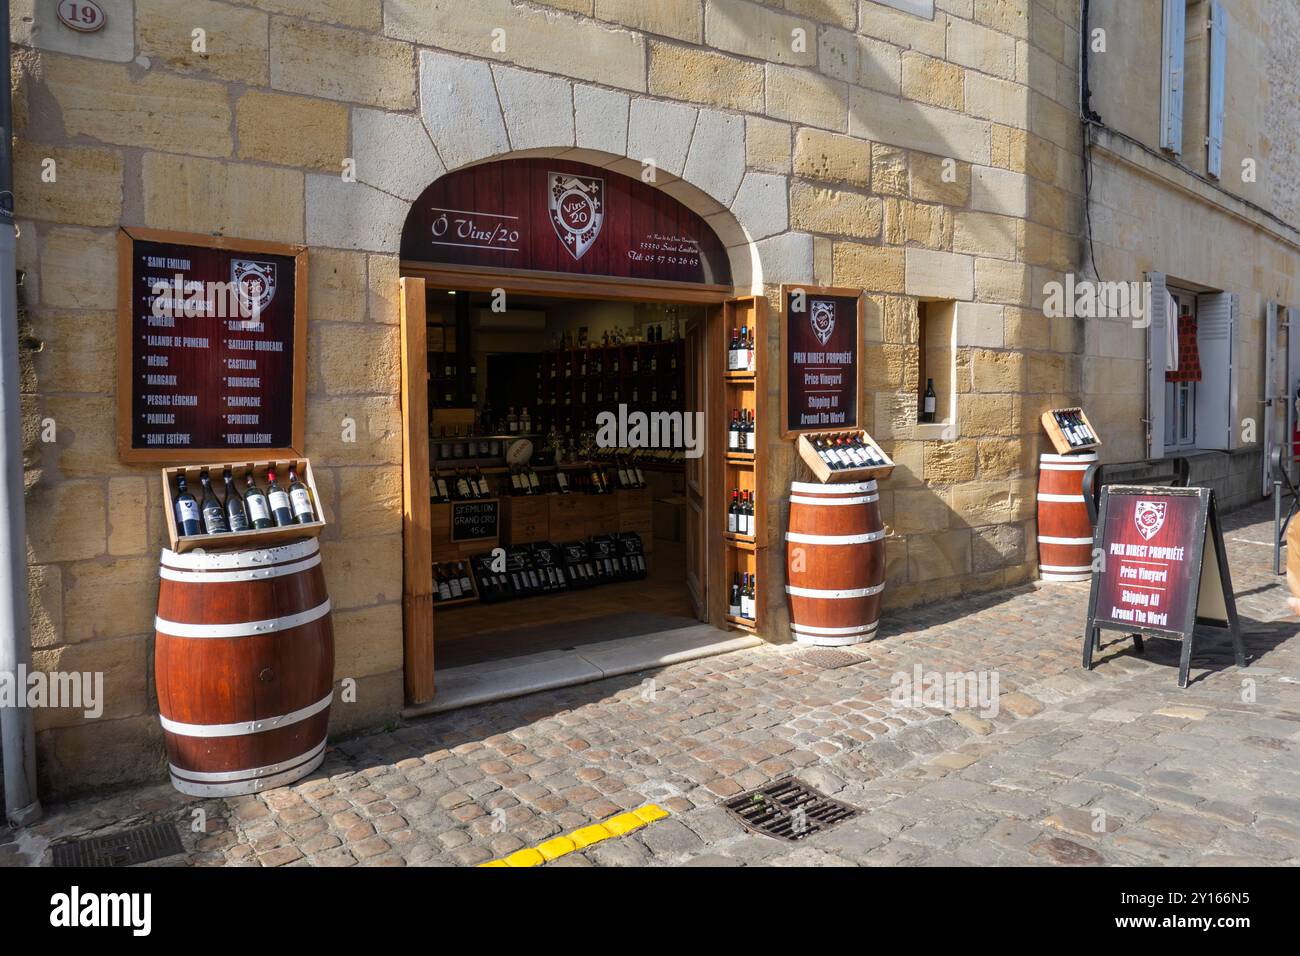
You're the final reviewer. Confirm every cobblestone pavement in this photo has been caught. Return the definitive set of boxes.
[5,499,1299,867]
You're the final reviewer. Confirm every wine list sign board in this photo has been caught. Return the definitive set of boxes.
[780,285,863,437]
[116,228,307,463]
[1083,485,1245,688]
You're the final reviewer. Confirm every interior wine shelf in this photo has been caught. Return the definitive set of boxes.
[1041,406,1101,455]
[796,429,895,484]
[718,296,766,635]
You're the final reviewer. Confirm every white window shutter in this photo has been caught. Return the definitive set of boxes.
[1161,0,1185,153]
[1207,1,1228,177]
[1196,291,1238,451]
[1146,272,1168,459]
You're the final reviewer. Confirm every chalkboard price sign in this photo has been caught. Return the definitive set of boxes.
[451,499,500,542]
[116,227,307,463]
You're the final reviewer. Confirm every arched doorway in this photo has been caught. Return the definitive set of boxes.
[395,156,765,708]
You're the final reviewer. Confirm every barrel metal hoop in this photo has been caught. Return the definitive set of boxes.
[168,750,326,798]
[1039,563,1093,573]
[1040,453,1098,464]
[159,553,321,583]
[159,690,334,739]
[160,537,319,570]
[1039,463,1092,471]
[790,480,878,494]
[788,494,879,506]
[169,739,327,783]
[790,622,878,635]
[1036,493,1086,502]
[785,529,886,545]
[156,598,331,639]
[784,583,885,599]
[1037,535,1094,545]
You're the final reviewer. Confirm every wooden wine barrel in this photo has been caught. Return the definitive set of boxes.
[154,537,334,796]
[785,480,886,646]
[1036,452,1098,582]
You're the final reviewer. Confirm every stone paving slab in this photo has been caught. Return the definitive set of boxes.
[4,500,1298,868]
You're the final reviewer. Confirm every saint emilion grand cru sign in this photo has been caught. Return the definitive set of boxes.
[400,158,732,286]
[116,227,308,463]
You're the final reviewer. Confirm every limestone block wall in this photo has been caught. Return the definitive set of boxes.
[10,0,1088,794]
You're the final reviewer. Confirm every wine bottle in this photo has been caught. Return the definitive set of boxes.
[435,567,451,602]
[922,378,937,423]
[287,467,315,524]
[174,475,202,536]
[526,467,541,494]
[729,572,742,617]
[265,469,294,527]
[222,468,250,532]
[728,490,739,534]
[742,574,756,620]
[243,473,273,529]
[198,471,229,534]
[729,410,740,451]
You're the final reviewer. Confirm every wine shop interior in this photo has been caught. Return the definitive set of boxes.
[418,285,760,668]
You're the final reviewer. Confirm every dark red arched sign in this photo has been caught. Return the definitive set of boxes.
[401,159,732,286]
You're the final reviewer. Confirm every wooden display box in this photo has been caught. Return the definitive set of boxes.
[796,430,895,483]
[161,457,325,553]
[1040,407,1102,455]
[502,495,550,545]
[432,558,479,608]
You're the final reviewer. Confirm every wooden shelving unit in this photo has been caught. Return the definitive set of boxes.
[719,297,765,633]
[1040,407,1102,455]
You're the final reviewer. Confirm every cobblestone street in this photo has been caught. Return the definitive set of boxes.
[6,499,1300,868]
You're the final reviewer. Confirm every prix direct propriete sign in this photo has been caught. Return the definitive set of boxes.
[400,158,732,286]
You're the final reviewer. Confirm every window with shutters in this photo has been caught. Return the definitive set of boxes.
[1146,273,1238,456]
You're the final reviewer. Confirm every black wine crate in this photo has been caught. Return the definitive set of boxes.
[161,457,326,553]
[795,429,895,483]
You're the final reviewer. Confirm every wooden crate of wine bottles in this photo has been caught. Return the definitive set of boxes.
[796,429,895,483]
[1041,407,1101,454]
[161,457,326,553]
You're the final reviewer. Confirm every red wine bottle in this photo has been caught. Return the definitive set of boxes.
[265,468,294,527]
[174,475,201,537]
[222,467,249,532]
[199,471,229,534]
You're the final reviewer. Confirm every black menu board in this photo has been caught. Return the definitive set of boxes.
[780,285,862,437]
[116,227,307,462]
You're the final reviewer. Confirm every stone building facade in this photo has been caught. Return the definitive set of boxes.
[7,0,1294,796]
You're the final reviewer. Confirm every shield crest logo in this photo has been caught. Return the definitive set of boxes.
[810,300,836,346]
[1134,500,1167,541]
[548,172,604,260]
[231,259,277,317]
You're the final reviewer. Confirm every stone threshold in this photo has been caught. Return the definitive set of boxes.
[401,625,762,718]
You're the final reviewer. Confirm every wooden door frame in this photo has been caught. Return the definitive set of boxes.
[397,267,741,706]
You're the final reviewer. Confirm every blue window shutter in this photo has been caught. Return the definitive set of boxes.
[1146,272,1169,459]
[1196,291,1238,451]
[1161,0,1185,153]
[1207,1,1228,177]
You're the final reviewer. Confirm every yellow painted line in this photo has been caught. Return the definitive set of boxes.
[479,805,669,867]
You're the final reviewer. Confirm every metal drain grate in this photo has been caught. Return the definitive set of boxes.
[723,778,858,842]
[795,647,868,669]
[51,821,184,867]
